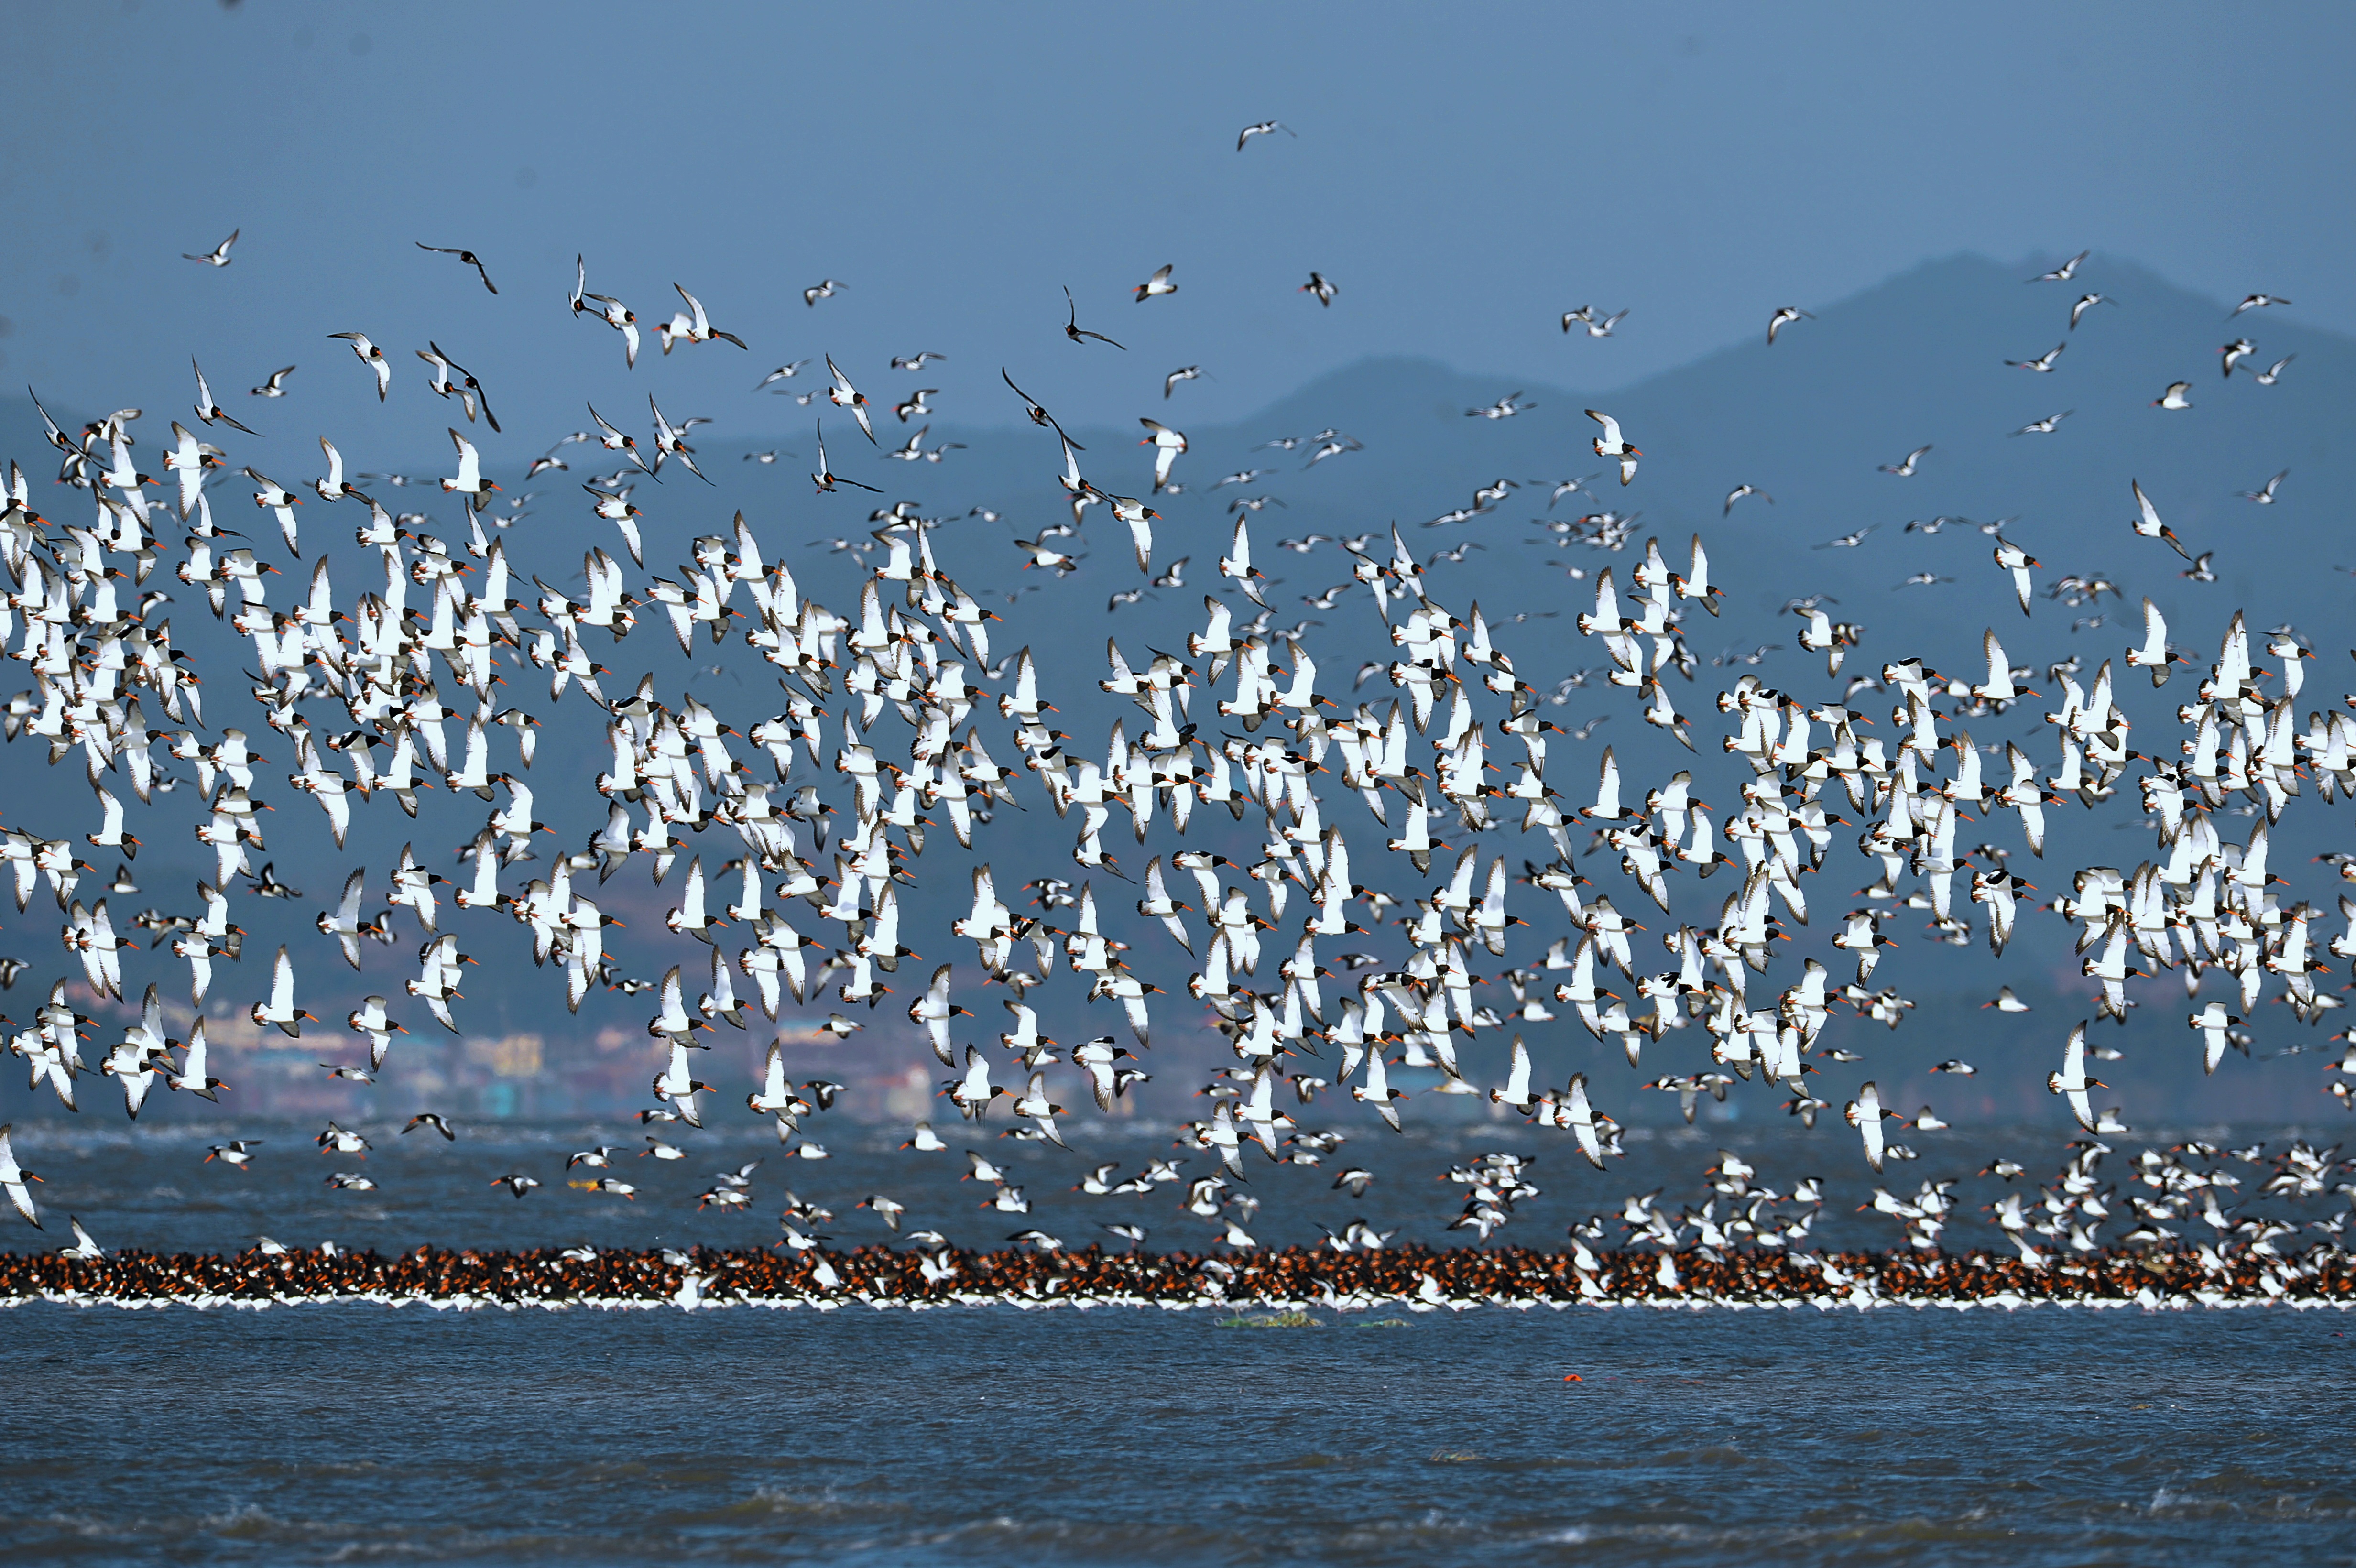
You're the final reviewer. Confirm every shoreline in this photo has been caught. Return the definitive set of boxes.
[2,1243,2345,1312]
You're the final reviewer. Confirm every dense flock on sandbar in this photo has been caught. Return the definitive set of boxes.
[0,134,2350,1311]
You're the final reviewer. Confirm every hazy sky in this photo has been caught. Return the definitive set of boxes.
[2,0,2348,443]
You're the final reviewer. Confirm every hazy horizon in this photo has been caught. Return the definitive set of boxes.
[5,1,2353,437]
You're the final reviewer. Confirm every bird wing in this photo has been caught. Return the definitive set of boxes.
[1567,1075,1602,1166]
[450,429,481,488]
[1592,569,1620,624]
[1125,507,1153,573]
[183,1020,209,1087]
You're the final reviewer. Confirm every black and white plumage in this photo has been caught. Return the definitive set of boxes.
[6,202,2347,1309]
[2028,250,2088,283]
[415,241,497,294]
[1586,409,1639,486]
[184,230,239,266]
[1062,287,1126,348]
[0,1126,42,1228]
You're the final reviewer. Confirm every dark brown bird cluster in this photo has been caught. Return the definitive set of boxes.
[0,1241,2340,1308]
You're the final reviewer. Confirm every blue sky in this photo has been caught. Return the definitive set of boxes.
[2,0,2347,442]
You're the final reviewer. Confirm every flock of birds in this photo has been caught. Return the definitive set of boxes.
[0,146,2350,1304]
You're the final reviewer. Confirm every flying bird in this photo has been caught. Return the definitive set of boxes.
[2028,250,2088,283]
[1002,369,1081,447]
[329,332,392,400]
[1586,409,1638,486]
[2128,479,2190,559]
[0,1126,40,1228]
[1137,419,1187,493]
[826,355,877,443]
[184,230,239,267]
[658,283,747,352]
[810,424,881,495]
[2047,1023,2105,1132]
[1562,306,1627,338]
[2237,469,2287,505]
[1844,1081,1893,1171]
[415,242,497,294]
[1062,287,1126,349]
[2068,293,2116,329]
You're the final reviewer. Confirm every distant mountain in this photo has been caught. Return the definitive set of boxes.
[1,252,2348,1126]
